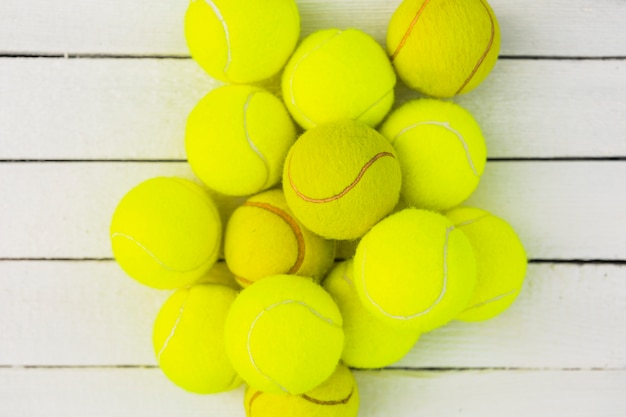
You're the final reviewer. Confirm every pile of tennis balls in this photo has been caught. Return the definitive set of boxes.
[110,0,528,415]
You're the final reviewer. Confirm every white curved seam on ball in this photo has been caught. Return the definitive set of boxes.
[288,29,343,127]
[356,88,394,122]
[243,92,271,188]
[111,232,214,273]
[202,0,232,74]
[394,121,479,176]
[156,291,191,363]
[462,289,518,312]
[455,213,491,228]
[360,227,453,320]
[246,299,341,392]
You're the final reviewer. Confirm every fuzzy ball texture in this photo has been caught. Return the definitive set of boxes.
[185,0,300,83]
[283,120,402,240]
[225,189,336,287]
[387,0,500,98]
[110,177,221,289]
[447,207,527,321]
[224,275,344,394]
[282,28,396,129]
[153,284,241,394]
[186,85,296,197]
[324,260,420,369]
[195,262,241,290]
[244,364,359,417]
[354,208,476,332]
[380,99,487,211]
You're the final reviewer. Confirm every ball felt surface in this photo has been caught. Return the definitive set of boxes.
[282,28,396,129]
[224,275,344,394]
[186,85,296,196]
[380,99,487,211]
[447,207,527,321]
[225,189,335,287]
[244,364,359,417]
[153,284,241,394]
[196,262,241,290]
[185,0,300,83]
[110,177,221,289]
[387,0,500,98]
[283,120,402,240]
[324,260,420,369]
[354,208,476,332]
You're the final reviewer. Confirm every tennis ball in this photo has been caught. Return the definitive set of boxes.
[224,275,344,394]
[282,28,396,129]
[324,261,420,369]
[354,208,476,332]
[185,0,300,83]
[447,207,527,321]
[225,189,335,287]
[196,262,241,290]
[110,177,221,289]
[244,364,359,417]
[387,0,501,97]
[380,99,487,211]
[283,120,402,240]
[153,284,241,394]
[186,85,297,196]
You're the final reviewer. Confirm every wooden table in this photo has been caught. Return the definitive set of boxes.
[1,1,625,415]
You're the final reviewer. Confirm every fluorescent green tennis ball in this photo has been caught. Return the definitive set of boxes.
[186,85,297,196]
[354,208,476,332]
[224,275,344,394]
[283,120,402,240]
[380,99,487,211]
[185,0,300,83]
[387,0,501,98]
[282,28,396,129]
[196,262,241,290]
[244,364,359,417]
[110,177,221,289]
[225,189,335,287]
[153,284,241,394]
[447,207,528,322]
[324,261,420,369]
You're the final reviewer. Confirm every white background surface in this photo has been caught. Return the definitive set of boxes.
[1,0,625,416]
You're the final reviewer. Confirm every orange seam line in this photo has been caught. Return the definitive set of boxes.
[244,201,306,274]
[455,0,496,94]
[247,390,263,417]
[301,386,354,405]
[235,275,254,286]
[288,152,396,204]
[391,0,432,61]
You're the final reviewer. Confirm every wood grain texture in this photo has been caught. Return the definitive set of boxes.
[0,162,624,260]
[1,1,625,57]
[1,58,625,159]
[1,368,624,417]
[1,262,624,368]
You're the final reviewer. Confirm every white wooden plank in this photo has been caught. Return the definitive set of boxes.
[0,162,624,260]
[0,368,624,417]
[1,58,625,159]
[1,262,624,368]
[1,1,625,57]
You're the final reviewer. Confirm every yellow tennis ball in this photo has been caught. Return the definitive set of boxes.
[282,28,396,129]
[283,120,402,240]
[380,99,487,211]
[153,284,241,394]
[196,262,241,290]
[186,85,297,196]
[185,0,300,83]
[354,208,476,333]
[324,261,420,369]
[244,364,359,417]
[446,207,528,321]
[225,189,336,287]
[224,275,344,394]
[110,177,221,289]
[387,0,501,97]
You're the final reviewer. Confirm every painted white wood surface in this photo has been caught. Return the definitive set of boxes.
[2,58,625,159]
[1,0,626,57]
